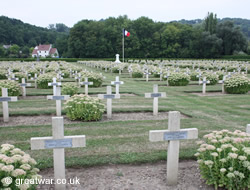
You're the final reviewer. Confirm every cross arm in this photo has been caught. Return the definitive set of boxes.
[149,128,198,142]
[30,135,86,150]
[47,95,70,100]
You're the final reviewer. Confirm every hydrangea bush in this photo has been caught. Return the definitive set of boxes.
[81,72,104,87]
[168,72,190,86]
[195,130,250,190]
[203,72,219,85]
[14,72,26,83]
[62,83,79,96]
[36,73,55,89]
[224,75,249,94]
[65,94,105,121]
[0,80,21,96]
[0,144,41,190]
[0,70,7,79]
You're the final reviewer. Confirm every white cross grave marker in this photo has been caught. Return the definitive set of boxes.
[158,69,163,81]
[20,78,31,97]
[8,74,19,81]
[149,111,198,185]
[144,69,151,82]
[199,77,210,94]
[75,73,82,87]
[196,73,202,85]
[80,77,93,95]
[164,71,170,86]
[247,124,250,134]
[31,74,38,89]
[145,84,166,116]
[218,76,227,94]
[0,88,17,122]
[48,77,62,96]
[30,117,86,190]
[98,86,120,119]
[111,76,124,95]
[47,87,70,116]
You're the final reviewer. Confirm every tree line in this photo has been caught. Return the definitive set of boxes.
[0,14,249,59]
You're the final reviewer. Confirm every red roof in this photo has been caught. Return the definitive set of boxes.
[49,48,57,55]
[32,49,38,55]
[37,44,51,51]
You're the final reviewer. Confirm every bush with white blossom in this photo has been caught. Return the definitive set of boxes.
[0,144,41,190]
[65,94,105,121]
[195,130,250,190]
[0,80,21,96]
[224,75,249,94]
[168,72,190,86]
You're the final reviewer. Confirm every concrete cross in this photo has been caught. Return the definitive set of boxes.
[8,74,19,81]
[30,117,86,190]
[31,73,38,89]
[218,76,227,94]
[80,77,93,95]
[48,77,62,96]
[25,71,31,80]
[164,71,170,86]
[144,69,151,82]
[158,69,163,81]
[145,84,166,116]
[69,69,73,78]
[111,76,124,95]
[98,86,120,119]
[0,88,17,122]
[199,77,210,94]
[196,73,202,85]
[149,111,198,185]
[47,87,70,116]
[20,78,31,97]
[75,73,82,87]
[247,124,250,133]
[118,67,123,75]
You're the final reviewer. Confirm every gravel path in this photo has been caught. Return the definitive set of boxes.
[0,112,189,127]
[37,160,213,190]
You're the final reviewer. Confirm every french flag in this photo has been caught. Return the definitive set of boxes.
[123,29,130,37]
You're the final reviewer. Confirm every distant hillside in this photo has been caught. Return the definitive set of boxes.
[174,18,250,40]
[0,16,67,47]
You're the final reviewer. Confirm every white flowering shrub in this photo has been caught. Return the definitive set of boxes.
[80,72,104,87]
[62,83,79,96]
[36,73,55,89]
[195,130,250,190]
[0,70,7,79]
[224,75,249,94]
[14,72,26,83]
[190,71,200,81]
[0,144,41,189]
[168,72,190,86]
[0,80,21,96]
[65,94,105,121]
[203,72,219,85]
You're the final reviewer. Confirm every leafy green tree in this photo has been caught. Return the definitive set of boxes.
[203,12,217,34]
[0,46,6,57]
[216,21,248,55]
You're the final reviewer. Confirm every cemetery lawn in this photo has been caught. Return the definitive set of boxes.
[0,63,249,169]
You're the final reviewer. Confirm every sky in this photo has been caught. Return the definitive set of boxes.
[1,0,250,28]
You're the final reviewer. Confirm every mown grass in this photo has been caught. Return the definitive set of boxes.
[0,63,249,169]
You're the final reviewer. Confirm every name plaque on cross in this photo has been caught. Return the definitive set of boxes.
[52,96,67,100]
[164,131,188,141]
[104,94,115,99]
[45,139,73,149]
[0,97,12,102]
[151,93,162,98]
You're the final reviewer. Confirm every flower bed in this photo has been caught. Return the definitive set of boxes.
[224,75,249,94]
[65,94,105,121]
[195,130,250,190]
[168,72,190,86]
[0,80,21,96]
[0,144,41,189]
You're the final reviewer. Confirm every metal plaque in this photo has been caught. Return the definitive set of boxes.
[52,96,65,100]
[20,84,28,87]
[0,97,11,102]
[104,94,115,99]
[45,139,72,149]
[151,93,162,98]
[164,131,188,141]
[113,82,122,85]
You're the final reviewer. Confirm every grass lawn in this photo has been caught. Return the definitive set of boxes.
[0,62,249,169]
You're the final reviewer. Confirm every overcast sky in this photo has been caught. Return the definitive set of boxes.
[1,0,249,28]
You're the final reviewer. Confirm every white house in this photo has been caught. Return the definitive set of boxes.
[32,44,59,58]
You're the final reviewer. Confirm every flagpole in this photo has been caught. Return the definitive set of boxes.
[122,28,124,63]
